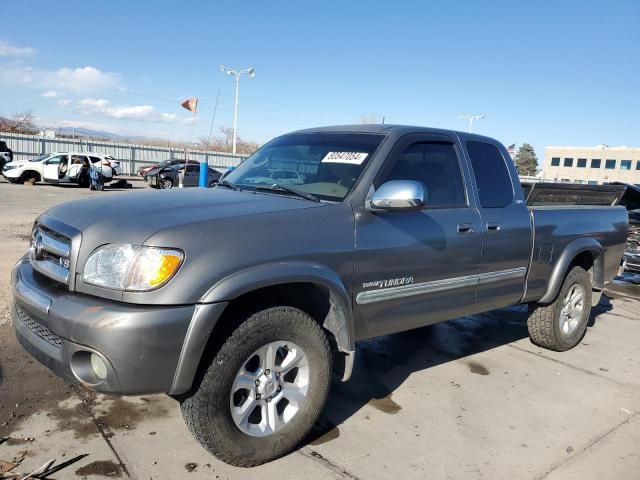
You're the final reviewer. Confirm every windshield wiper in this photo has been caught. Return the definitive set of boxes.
[217,179,241,191]
[254,183,321,203]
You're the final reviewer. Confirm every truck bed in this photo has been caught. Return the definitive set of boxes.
[523,205,628,303]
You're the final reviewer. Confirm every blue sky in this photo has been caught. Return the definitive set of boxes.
[1,0,638,156]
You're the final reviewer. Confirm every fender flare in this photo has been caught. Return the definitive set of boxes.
[169,262,356,394]
[538,237,604,304]
[200,261,355,353]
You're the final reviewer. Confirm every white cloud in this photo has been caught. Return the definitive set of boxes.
[57,99,71,107]
[55,66,121,91]
[0,40,36,57]
[76,98,179,123]
[42,90,59,98]
[0,64,122,92]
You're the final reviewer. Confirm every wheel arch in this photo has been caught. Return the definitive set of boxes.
[20,170,41,183]
[539,237,604,305]
[170,262,355,395]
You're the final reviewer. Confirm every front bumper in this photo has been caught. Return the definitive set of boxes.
[2,168,21,179]
[623,250,640,273]
[11,258,202,395]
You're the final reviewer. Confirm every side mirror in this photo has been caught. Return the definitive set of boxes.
[368,180,427,211]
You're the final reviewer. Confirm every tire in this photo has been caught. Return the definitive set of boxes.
[180,306,332,467]
[20,171,39,184]
[527,266,592,351]
[160,177,173,189]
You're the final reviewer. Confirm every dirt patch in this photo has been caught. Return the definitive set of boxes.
[92,396,172,432]
[0,323,75,437]
[468,361,490,375]
[48,392,172,439]
[368,395,401,414]
[75,460,122,477]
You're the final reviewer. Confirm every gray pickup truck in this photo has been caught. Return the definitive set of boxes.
[11,125,627,466]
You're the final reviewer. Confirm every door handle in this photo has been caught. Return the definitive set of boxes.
[486,222,501,232]
[457,223,474,234]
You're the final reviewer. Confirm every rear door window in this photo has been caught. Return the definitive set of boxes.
[466,141,514,208]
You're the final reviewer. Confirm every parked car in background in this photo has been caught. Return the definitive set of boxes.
[0,140,13,171]
[145,162,222,189]
[240,168,305,186]
[616,183,640,273]
[2,152,121,185]
[137,158,186,177]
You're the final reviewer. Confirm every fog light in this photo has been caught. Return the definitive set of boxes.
[90,353,108,380]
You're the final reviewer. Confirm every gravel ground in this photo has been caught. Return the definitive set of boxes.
[0,176,639,480]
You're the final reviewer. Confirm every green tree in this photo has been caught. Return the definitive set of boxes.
[514,143,538,176]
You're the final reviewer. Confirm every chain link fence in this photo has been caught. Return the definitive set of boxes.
[1,131,248,175]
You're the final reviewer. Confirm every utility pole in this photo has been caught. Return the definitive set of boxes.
[219,65,255,154]
[459,113,485,132]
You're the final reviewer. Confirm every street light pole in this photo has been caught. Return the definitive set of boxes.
[233,74,240,155]
[459,113,485,132]
[219,65,255,155]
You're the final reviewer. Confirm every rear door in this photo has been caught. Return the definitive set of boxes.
[465,140,531,311]
[184,164,201,186]
[354,134,483,337]
[66,155,88,182]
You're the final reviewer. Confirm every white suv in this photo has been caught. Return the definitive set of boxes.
[2,152,121,185]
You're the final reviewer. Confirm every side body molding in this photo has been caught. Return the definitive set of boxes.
[538,237,604,304]
[201,261,355,376]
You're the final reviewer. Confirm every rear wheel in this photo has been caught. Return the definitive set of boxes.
[180,306,332,467]
[160,177,173,189]
[527,266,592,351]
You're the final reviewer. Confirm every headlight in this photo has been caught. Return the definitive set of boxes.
[83,244,184,291]
[3,164,17,171]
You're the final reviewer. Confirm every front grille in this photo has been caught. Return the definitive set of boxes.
[29,223,72,285]
[16,306,64,348]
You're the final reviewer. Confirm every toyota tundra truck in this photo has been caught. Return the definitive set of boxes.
[11,125,628,466]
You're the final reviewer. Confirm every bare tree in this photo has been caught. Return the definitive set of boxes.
[359,112,382,124]
[201,126,259,155]
[0,110,38,134]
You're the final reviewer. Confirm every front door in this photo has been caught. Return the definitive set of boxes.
[43,155,67,183]
[354,136,483,338]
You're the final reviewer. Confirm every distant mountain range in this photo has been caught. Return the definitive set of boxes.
[0,118,159,143]
[55,126,154,142]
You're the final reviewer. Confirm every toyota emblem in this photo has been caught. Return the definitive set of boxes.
[32,233,45,260]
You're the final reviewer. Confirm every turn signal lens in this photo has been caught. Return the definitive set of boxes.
[126,248,184,291]
[150,254,182,286]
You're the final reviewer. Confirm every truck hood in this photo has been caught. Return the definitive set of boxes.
[43,187,325,247]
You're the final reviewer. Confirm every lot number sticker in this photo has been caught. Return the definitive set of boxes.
[321,151,368,165]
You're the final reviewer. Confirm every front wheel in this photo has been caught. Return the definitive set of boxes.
[180,306,332,467]
[527,265,592,351]
[160,177,173,189]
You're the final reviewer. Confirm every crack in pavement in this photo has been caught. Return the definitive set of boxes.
[508,344,627,387]
[299,447,361,480]
[534,412,636,480]
[73,387,131,478]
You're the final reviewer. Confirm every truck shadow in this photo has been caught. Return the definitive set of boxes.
[303,298,614,447]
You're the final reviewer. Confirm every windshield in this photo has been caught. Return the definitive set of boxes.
[223,133,385,201]
[30,154,51,162]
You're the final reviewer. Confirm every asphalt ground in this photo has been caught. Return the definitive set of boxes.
[1,176,639,479]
